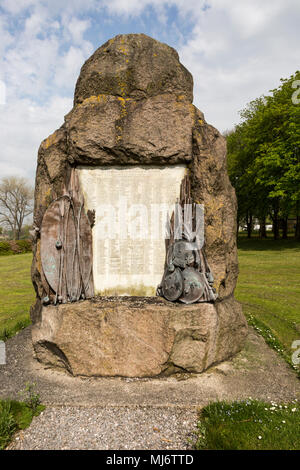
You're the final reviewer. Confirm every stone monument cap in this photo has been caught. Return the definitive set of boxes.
[74,33,194,106]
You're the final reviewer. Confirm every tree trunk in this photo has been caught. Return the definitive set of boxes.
[273,219,279,240]
[281,217,288,239]
[296,202,300,241]
[246,211,253,238]
[271,200,280,240]
[272,214,279,240]
[259,217,267,238]
[295,215,300,241]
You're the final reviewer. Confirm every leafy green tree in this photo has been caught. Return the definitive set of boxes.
[227,71,300,240]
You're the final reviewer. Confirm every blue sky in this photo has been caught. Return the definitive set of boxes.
[0,0,299,181]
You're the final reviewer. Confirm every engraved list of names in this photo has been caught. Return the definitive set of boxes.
[77,165,186,295]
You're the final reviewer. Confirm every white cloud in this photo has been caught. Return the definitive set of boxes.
[3,34,61,99]
[100,0,206,17]
[101,0,151,16]
[24,9,46,38]
[54,45,93,89]
[65,17,92,45]
[0,96,72,181]
[1,0,98,15]
[222,0,288,38]
[0,17,14,62]
[0,0,36,14]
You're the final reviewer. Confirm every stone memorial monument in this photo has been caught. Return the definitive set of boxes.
[31,34,247,377]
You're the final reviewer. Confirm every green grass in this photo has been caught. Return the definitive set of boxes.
[0,253,35,341]
[196,399,300,450]
[236,237,300,371]
[195,399,300,450]
[0,383,45,449]
[0,399,45,450]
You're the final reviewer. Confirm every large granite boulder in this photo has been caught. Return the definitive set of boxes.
[32,297,247,377]
[31,34,247,377]
[74,34,193,105]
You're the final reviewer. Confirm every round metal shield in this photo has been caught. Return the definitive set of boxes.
[179,267,205,304]
[161,267,183,302]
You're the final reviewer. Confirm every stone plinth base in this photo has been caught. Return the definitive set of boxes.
[32,296,248,377]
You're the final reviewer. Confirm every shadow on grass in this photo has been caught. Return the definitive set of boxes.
[237,236,300,251]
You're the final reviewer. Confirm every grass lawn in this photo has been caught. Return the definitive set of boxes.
[236,237,300,369]
[0,399,45,449]
[0,383,45,450]
[195,399,300,450]
[0,253,35,340]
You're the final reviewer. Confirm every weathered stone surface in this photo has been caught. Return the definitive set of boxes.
[73,34,193,105]
[65,94,194,165]
[32,297,248,377]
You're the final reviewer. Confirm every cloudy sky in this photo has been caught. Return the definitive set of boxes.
[0,0,299,182]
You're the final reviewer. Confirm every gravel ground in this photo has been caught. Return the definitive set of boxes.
[2,327,299,408]
[7,406,198,450]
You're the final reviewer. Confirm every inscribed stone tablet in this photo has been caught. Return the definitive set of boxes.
[77,166,187,295]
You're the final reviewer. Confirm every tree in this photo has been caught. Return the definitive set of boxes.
[227,114,270,238]
[227,71,300,240]
[0,176,34,240]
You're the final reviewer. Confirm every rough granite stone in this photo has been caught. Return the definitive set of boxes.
[73,34,194,105]
[32,297,248,377]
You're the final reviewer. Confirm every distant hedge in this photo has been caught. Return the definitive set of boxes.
[0,239,32,256]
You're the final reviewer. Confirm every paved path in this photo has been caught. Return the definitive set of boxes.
[2,327,300,450]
